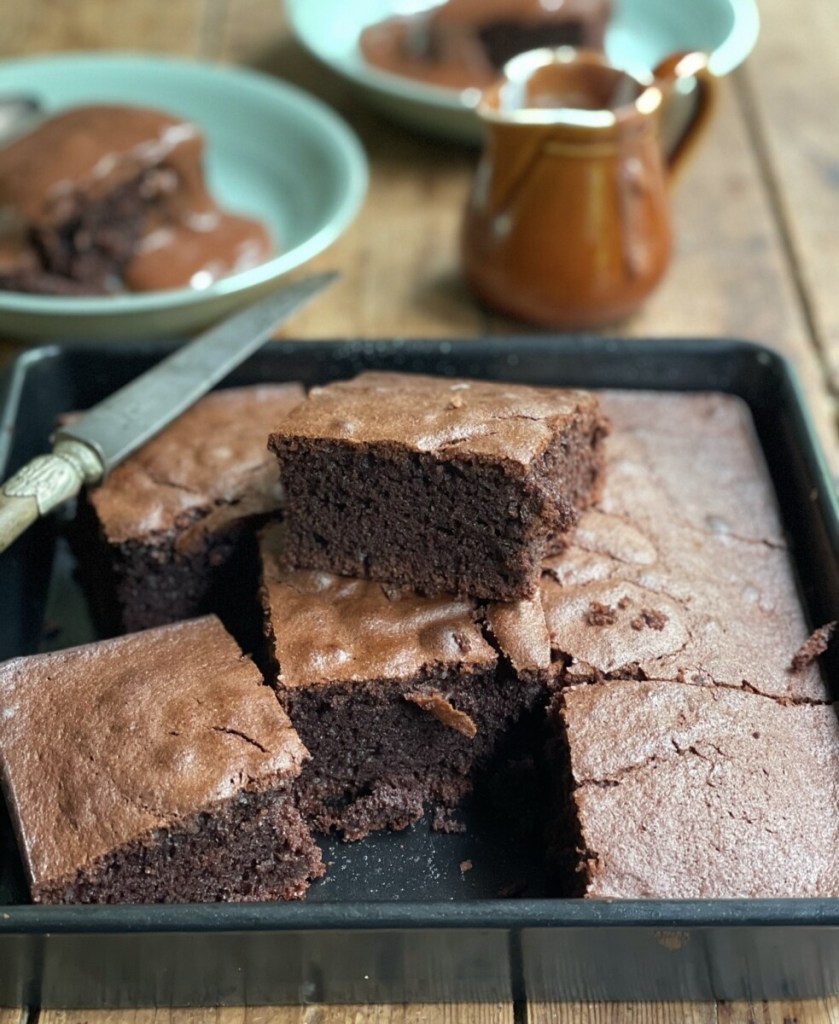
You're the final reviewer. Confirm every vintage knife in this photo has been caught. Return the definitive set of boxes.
[0,270,336,554]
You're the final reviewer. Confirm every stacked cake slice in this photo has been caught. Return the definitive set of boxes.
[268,371,608,601]
[260,371,609,840]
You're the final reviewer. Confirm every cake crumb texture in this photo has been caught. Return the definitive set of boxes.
[269,371,608,601]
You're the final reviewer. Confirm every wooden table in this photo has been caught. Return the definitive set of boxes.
[1,1,838,1022]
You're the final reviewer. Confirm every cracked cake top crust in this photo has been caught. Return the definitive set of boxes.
[563,678,839,898]
[268,370,604,468]
[493,391,829,702]
[0,615,308,892]
[87,383,304,546]
[259,523,498,688]
[267,371,608,602]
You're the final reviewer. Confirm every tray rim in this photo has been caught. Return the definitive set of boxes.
[4,896,839,935]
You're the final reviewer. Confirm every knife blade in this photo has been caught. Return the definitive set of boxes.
[0,270,337,554]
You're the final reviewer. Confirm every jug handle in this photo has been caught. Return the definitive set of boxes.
[653,51,717,178]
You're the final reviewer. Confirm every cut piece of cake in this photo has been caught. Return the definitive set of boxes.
[0,104,271,295]
[0,615,323,904]
[535,390,828,703]
[70,383,304,637]
[556,679,839,898]
[268,371,608,602]
[258,522,546,840]
[520,390,838,897]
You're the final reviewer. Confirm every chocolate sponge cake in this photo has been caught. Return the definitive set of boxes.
[538,390,827,703]
[258,522,546,840]
[0,104,271,295]
[559,679,839,898]
[269,371,608,602]
[71,383,304,637]
[0,616,323,904]
[523,391,838,897]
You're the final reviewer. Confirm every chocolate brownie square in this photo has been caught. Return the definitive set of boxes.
[557,679,839,898]
[482,391,830,703]
[535,391,828,702]
[0,105,271,295]
[268,371,607,601]
[502,390,838,897]
[258,522,546,840]
[0,615,323,903]
[71,383,304,637]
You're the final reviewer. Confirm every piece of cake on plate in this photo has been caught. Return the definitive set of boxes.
[0,104,271,295]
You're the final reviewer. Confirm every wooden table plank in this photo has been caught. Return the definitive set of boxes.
[720,998,839,1024]
[0,0,210,58]
[0,1011,27,1024]
[30,1005,839,1024]
[21,1000,839,1024]
[37,1004,513,1024]
[740,0,839,394]
[6,998,839,1024]
[528,1003,717,1024]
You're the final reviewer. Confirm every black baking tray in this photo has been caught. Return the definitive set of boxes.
[1,336,838,1009]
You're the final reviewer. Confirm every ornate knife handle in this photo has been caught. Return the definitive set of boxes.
[0,439,103,554]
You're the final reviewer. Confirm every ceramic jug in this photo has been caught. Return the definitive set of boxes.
[461,47,715,327]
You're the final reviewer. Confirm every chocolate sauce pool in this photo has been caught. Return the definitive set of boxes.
[0,104,271,294]
[359,0,611,92]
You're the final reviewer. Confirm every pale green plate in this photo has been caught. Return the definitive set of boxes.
[0,53,368,340]
[286,0,759,142]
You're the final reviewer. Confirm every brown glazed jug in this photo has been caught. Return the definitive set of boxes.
[461,47,715,327]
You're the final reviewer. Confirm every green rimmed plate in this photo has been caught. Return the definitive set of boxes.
[285,0,759,142]
[0,53,368,340]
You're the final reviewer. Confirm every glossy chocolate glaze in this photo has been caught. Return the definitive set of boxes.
[359,0,611,91]
[0,104,271,292]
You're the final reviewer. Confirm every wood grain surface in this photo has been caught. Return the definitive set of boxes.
[23,998,839,1023]
[35,1007,513,1024]
[742,0,839,393]
[1,0,838,1021]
